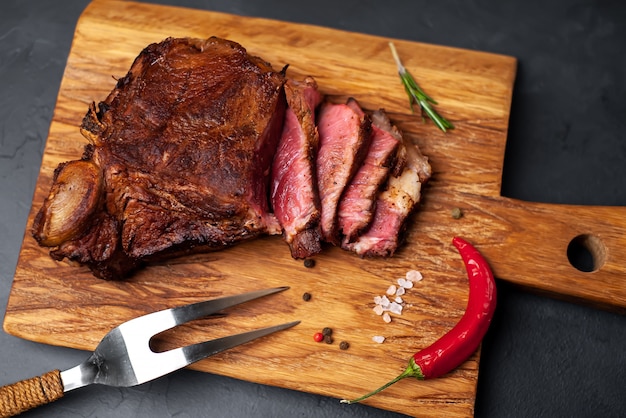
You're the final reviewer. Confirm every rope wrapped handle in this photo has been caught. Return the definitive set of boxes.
[0,370,64,417]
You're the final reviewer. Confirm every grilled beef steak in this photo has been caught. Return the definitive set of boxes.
[32,37,433,280]
[343,137,431,257]
[315,98,372,244]
[270,77,324,259]
[337,109,404,242]
[32,37,287,279]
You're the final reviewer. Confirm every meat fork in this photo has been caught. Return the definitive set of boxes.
[0,287,299,417]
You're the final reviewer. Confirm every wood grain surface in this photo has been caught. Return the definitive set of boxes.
[4,0,625,417]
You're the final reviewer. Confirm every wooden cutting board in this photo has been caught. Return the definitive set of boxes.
[5,0,626,416]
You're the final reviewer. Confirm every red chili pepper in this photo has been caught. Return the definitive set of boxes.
[341,236,497,404]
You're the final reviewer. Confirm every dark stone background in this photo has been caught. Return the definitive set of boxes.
[1,1,624,417]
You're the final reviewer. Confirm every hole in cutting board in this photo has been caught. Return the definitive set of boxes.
[567,234,606,272]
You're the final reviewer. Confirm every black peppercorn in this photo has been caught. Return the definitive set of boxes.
[303,258,316,268]
[302,292,312,301]
[339,341,350,350]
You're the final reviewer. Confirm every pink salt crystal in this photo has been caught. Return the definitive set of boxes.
[389,302,403,315]
[406,270,423,282]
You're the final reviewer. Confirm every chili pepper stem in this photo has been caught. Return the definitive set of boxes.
[340,358,424,404]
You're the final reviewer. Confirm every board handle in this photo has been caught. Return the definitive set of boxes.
[0,370,64,417]
[462,196,626,312]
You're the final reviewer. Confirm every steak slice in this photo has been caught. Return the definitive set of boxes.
[337,109,403,243]
[32,37,287,279]
[342,138,431,257]
[271,77,324,258]
[316,98,372,244]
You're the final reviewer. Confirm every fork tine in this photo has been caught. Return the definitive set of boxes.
[182,320,301,364]
[154,320,301,377]
[170,286,290,325]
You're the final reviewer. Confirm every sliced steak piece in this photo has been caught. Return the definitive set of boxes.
[316,98,372,244]
[271,77,324,258]
[32,37,287,279]
[342,139,431,257]
[337,109,403,242]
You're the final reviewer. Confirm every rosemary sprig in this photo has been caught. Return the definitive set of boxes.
[389,42,454,132]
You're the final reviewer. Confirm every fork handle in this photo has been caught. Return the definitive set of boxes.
[0,370,64,417]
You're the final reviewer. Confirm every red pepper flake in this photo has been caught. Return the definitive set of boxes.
[313,332,324,343]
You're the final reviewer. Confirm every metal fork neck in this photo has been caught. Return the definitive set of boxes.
[60,357,99,392]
